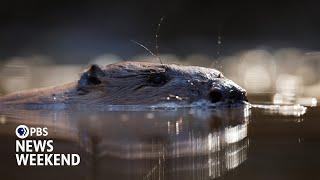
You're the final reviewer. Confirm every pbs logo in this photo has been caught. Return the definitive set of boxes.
[15,125,48,138]
[15,125,29,139]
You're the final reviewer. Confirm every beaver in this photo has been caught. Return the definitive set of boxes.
[0,61,247,108]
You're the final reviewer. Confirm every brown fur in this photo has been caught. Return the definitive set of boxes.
[0,61,247,107]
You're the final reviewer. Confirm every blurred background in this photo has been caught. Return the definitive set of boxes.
[0,0,319,105]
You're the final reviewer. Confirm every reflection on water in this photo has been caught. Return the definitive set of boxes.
[1,103,320,179]
[0,107,250,180]
[92,108,249,180]
[252,104,307,117]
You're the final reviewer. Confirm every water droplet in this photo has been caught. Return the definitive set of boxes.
[52,94,57,101]
[175,96,183,101]
[145,113,155,119]
[0,116,6,124]
[217,36,222,45]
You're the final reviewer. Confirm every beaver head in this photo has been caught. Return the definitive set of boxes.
[72,61,247,105]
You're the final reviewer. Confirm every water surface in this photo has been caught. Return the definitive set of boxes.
[0,104,319,180]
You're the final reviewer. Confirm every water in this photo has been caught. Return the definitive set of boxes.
[0,103,319,180]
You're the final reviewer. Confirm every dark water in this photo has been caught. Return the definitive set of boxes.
[0,104,319,180]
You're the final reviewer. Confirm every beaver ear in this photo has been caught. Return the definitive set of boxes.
[88,64,105,77]
[78,64,105,86]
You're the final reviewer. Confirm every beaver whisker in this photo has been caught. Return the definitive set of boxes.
[133,84,148,91]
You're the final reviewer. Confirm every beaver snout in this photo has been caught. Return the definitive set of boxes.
[229,89,248,102]
[209,88,248,103]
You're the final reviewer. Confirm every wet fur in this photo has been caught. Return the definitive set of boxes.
[0,61,247,107]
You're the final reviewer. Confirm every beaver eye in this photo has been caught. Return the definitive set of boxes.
[88,76,101,85]
[148,73,167,85]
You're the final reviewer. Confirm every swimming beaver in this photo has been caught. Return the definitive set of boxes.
[0,61,247,108]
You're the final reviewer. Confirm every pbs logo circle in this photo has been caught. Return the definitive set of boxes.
[15,125,29,139]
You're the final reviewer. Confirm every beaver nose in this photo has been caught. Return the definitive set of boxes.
[209,89,223,103]
[229,89,248,102]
